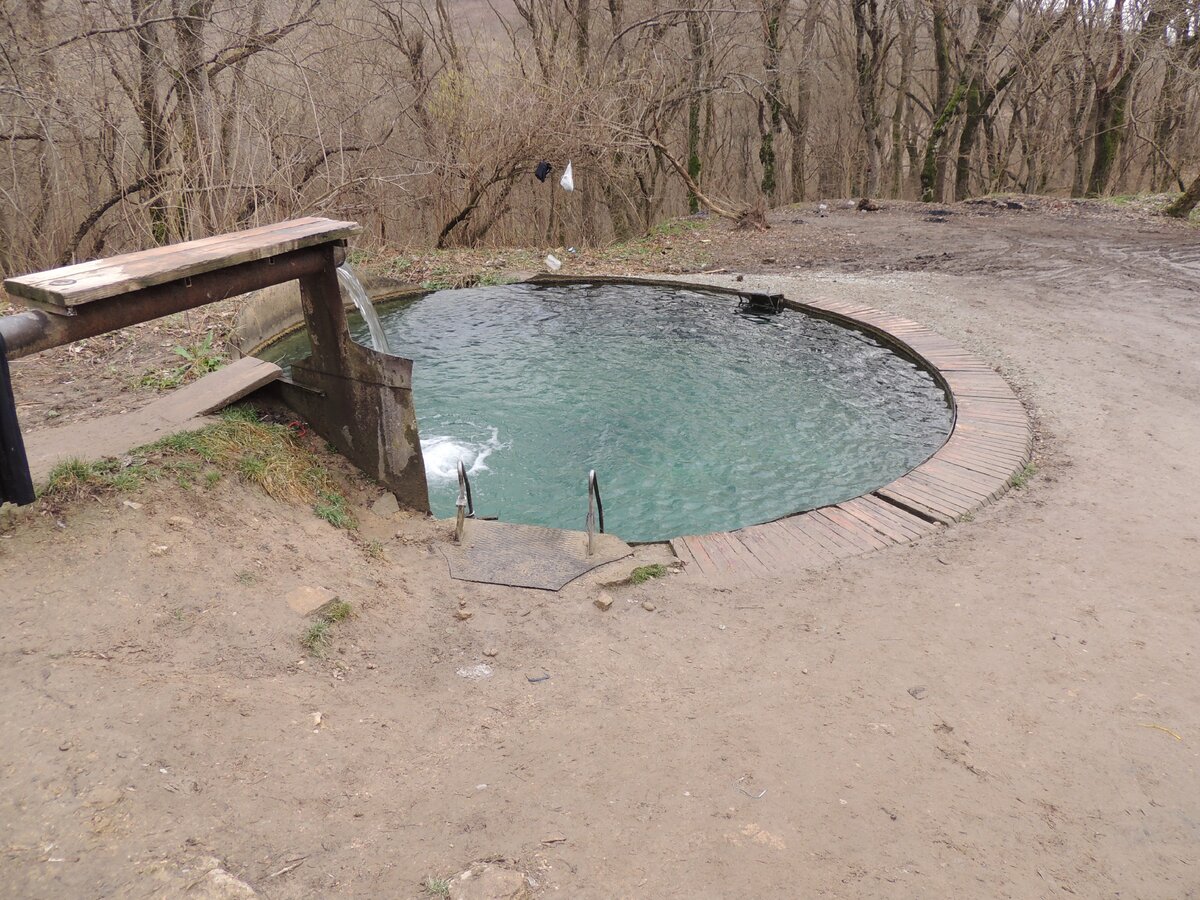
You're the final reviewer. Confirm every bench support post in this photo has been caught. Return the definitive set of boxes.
[284,245,430,512]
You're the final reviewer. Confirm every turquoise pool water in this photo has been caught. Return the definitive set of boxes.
[269,282,951,541]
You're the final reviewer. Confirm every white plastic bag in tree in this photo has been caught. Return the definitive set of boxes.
[560,161,574,192]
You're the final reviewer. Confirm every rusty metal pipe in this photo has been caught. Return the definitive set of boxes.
[0,310,53,356]
[0,245,341,360]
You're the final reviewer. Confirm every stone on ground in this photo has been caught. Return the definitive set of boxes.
[370,492,400,518]
[449,861,533,900]
[285,585,337,616]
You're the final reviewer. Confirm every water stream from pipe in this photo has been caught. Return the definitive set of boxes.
[336,265,391,355]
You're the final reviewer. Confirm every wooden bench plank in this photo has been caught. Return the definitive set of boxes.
[4,217,361,308]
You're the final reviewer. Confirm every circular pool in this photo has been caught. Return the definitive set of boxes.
[268,281,952,542]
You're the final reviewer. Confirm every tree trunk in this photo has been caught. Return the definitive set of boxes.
[919,0,954,201]
[173,0,216,236]
[891,0,914,197]
[131,0,175,244]
[1163,172,1200,218]
[758,0,787,203]
[1085,70,1133,197]
[852,0,885,197]
[573,0,598,245]
[685,10,707,214]
[784,0,821,202]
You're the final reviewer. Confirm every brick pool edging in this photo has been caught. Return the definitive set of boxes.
[670,292,1033,578]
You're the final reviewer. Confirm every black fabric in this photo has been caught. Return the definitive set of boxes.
[0,333,35,506]
[535,160,553,182]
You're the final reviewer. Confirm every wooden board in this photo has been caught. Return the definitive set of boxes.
[4,217,361,308]
[23,357,281,482]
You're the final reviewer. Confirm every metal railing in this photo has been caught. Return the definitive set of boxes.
[455,463,607,551]
[586,469,605,556]
[454,458,475,542]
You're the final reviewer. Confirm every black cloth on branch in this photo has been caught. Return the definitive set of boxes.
[535,161,553,182]
[0,332,35,506]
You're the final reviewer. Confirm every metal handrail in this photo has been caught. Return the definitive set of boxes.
[458,459,475,517]
[455,459,475,542]
[586,469,604,555]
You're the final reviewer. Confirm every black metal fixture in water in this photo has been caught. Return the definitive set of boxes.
[737,291,785,314]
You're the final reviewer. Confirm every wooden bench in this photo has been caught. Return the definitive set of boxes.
[1,216,432,512]
[1,217,360,358]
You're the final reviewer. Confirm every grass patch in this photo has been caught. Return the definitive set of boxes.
[314,489,357,529]
[154,406,340,505]
[629,563,669,584]
[1011,462,1037,489]
[422,876,451,898]
[474,271,520,287]
[139,332,224,391]
[38,406,354,527]
[323,600,353,622]
[300,600,353,657]
[42,457,151,501]
[301,620,332,656]
[649,217,707,238]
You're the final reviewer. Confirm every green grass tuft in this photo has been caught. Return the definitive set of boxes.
[300,601,353,656]
[45,459,94,495]
[1010,462,1037,489]
[630,563,669,584]
[422,876,451,897]
[150,406,341,505]
[301,620,332,656]
[323,600,353,622]
[139,332,224,391]
[42,458,149,500]
[314,490,357,529]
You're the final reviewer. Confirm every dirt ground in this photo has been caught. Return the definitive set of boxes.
[2,200,1199,899]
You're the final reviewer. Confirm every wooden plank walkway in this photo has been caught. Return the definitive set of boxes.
[673,295,1032,580]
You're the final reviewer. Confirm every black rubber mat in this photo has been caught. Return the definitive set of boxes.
[441,518,632,590]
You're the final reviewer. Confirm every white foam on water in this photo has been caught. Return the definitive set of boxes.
[421,427,504,481]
